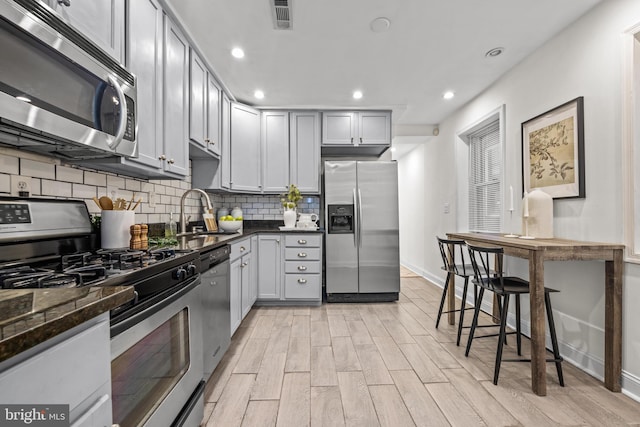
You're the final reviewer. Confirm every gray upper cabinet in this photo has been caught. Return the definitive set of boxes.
[162,15,190,177]
[358,111,391,145]
[221,93,231,188]
[230,103,261,192]
[47,0,124,63]
[262,111,290,193]
[321,111,356,145]
[321,110,391,156]
[190,50,221,158]
[290,112,320,194]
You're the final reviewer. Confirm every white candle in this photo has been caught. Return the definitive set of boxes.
[523,191,529,217]
[509,185,514,211]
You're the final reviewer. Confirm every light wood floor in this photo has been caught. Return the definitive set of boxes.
[201,272,640,426]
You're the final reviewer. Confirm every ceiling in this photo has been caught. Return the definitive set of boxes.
[165,0,601,127]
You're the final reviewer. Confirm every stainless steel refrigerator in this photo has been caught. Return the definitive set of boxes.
[324,160,400,302]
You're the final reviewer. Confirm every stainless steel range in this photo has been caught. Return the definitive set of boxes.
[0,197,205,427]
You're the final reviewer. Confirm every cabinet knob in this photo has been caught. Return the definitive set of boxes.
[240,246,246,252]
[210,281,217,286]
[276,240,280,244]
[168,158,175,164]
[360,137,363,143]
[241,262,247,267]
[159,154,166,160]
[351,137,354,143]
[298,279,307,284]
[297,239,307,244]
[298,252,307,258]
[205,138,210,143]
[57,0,71,6]
[298,266,307,271]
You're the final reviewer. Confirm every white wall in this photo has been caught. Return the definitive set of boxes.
[399,0,640,399]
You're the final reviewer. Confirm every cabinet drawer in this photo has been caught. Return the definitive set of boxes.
[230,238,251,260]
[285,248,321,261]
[284,261,321,274]
[284,234,321,247]
[285,274,321,299]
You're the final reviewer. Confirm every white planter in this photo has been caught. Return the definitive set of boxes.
[283,208,297,228]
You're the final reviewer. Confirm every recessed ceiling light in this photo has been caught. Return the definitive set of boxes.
[485,47,505,58]
[353,91,363,99]
[443,91,455,100]
[254,90,264,99]
[370,17,391,32]
[231,47,245,59]
[16,95,31,103]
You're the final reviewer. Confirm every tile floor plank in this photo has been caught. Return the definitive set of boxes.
[426,382,488,427]
[347,319,374,345]
[251,352,286,400]
[328,314,351,337]
[337,371,380,427]
[276,372,311,427]
[311,346,339,386]
[369,384,416,427]
[310,320,332,347]
[332,336,362,372]
[390,370,450,427]
[399,343,448,383]
[310,386,346,427]
[291,314,311,338]
[372,336,412,371]
[233,338,269,374]
[354,344,394,385]
[207,374,255,427]
[285,336,311,372]
[241,400,279,427]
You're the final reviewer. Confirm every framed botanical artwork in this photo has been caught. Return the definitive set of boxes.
[521,96,585,199]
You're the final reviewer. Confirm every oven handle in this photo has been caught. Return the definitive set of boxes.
[110,275,201,337]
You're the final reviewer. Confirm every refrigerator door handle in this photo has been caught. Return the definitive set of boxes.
[353,188,358,247]
[357,189,363,248]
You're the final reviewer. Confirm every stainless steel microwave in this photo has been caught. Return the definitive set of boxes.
[0,0,137,159]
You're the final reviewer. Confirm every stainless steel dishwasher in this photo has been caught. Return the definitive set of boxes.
[200,244,231,379]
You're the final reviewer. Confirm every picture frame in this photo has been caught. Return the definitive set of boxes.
[521,96,585,199]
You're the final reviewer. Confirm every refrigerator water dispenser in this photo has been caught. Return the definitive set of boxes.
[327,204,354,234]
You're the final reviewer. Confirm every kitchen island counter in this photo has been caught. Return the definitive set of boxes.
[0,286,134,363]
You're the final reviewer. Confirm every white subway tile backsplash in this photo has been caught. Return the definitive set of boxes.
[42,180,71,197]
[0,154,19,175]
[56,166,83,183]
[72,184,97,199]
[107,175,125,189]
[21,158,55,180]
[125,179,141,192]
[31,178,41,195]
[154,184,166,195]
[84,171,106,186]
[140,182,153,193]
[0,174,10,193]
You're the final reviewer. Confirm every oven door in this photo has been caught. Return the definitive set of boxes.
[110,276,204,427]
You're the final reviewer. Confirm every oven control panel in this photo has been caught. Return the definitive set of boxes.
[0,203,31,224]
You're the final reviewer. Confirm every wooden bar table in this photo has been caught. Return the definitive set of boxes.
[446,232,624,396]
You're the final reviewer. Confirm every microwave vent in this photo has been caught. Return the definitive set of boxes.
[272,0,292,30]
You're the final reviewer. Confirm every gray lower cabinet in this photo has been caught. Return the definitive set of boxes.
[257,233,322,304]
[257,234,282,299]
[230,238,253,336]
[0,313,112,426]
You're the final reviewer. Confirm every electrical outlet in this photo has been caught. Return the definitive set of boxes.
[11,175,32,197]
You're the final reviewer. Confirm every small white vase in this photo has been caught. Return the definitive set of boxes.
[283,208,296,228]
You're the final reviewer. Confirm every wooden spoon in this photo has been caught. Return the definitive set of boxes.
[92,197,102,210]
[98,196,113,210]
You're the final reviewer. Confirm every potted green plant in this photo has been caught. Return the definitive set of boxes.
[281,184,302,227]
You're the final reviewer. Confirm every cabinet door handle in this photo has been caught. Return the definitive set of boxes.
[298,252,307,258]
[57,0,71,6]
[351,137,354,143]
[297,265,307,271]
[298,279,307,284]
[360,137,363,143]
[210,281,217,286]
[168,158,175,164]
[240,246,246,252]
[159,154,166,160]
[241,262,248,267]
[297,239,307,244]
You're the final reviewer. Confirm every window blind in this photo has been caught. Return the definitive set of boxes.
[468,121,501,232]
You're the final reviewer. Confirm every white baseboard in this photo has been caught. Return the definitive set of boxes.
[399,262,640,403]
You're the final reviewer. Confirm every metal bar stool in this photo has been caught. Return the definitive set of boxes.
[465,242,564,386]
[435,237,478,346]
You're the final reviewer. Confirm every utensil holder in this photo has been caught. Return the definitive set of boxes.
[101,210,135,249]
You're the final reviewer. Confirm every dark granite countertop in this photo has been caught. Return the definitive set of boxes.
[176,222,324,252]
[0,286,134,363]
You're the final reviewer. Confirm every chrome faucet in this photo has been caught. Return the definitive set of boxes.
[179,188,213,235]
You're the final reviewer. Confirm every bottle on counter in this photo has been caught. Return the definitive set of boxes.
[165,212,177,238]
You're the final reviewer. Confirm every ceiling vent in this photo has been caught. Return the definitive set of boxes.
[272,0,292,30]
